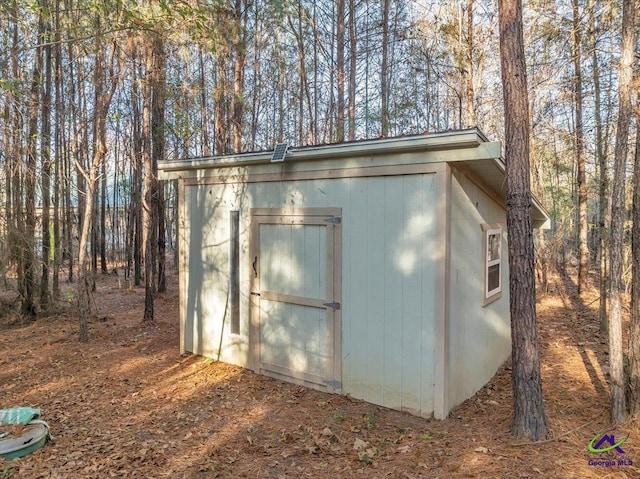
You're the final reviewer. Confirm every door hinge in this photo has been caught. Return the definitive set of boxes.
[323,216,341,225]
[323,301,341,310]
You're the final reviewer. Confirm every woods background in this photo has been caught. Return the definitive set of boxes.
[0,0,637,336]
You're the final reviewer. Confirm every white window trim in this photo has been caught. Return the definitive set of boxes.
[482,224,503,306]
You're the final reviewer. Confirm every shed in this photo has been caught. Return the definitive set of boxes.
[158,128,550,419]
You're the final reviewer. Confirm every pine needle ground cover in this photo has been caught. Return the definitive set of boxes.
[0,270,636,478]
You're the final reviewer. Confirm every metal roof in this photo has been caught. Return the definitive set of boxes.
[158,128,550,229]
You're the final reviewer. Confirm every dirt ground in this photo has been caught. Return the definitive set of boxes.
[1,268,639,479]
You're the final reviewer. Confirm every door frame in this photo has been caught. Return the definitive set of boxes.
[248,207,342,393]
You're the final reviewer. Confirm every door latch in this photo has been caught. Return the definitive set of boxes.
[323,301,341,310]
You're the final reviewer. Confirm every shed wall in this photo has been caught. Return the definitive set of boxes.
[182,181,250,363]
[447,168,511,410]
[181,171,441,416]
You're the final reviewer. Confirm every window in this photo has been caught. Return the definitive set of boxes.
[229,210,240,334]
[483,226,503,304]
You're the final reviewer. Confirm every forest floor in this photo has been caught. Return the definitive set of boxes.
[1,267,639,478]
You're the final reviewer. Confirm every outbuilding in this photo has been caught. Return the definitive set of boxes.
[158,128,549,419]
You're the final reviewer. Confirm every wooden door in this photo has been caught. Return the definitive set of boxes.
[249,208,342,393]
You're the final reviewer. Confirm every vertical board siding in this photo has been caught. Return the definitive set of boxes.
[184,185,229,359]
[448,169,511,410]
[185,172,439,416]
[300,225,325,299]
[259,300,328,378]
[344,178,369,401]
[183,182,251,366]
[406,175,436,415]
[268,174,439,414]
[361,177,386,406]
[383,177,404,410]
[258,222,329,380]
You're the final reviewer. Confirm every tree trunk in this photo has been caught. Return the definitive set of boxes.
[100,158,107,273]
[153,36,167,295]
[64,128,74,283]
[380,0,390,136]
[336,0,345,142]
[39,1,53,310]
[214,46,231,155]
[69,40,86,285]
[249,21,260,151]
[23,8,44,318]
[285,0,315,145]
[174,179,180,274]
[78,31,119,342]
[199,50,211,157]
[157,183,166,293]
[1,43,10,287]
[142,34,164,321]
[572,0,589,294]
[629,98,640,417]
[347,0,356,141]
[232,0,246,153]
[465,0,475,127]
[499,0,548,441]
[128,45,143,287]
[312,1,320,143]
[4,1,19,290]
[608,0,635,424]
[52,0,63,300]
[62,40,74,282]
[590,1,608,333]
[111,137,120,267]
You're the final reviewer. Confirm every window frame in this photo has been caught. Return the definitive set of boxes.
[482,224,503,306]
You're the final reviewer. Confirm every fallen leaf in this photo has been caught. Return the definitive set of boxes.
[365,447,377,457]
[353,438,368,450]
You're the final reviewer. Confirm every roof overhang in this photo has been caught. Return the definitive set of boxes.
[158,129,493,176]
[158,128,551,229]
[454,157,551,229]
